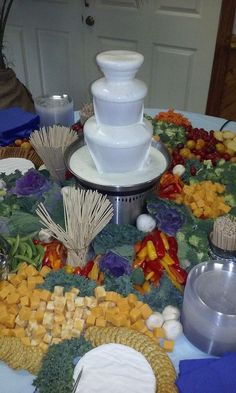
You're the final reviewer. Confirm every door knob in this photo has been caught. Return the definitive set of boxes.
[85,16,95,26]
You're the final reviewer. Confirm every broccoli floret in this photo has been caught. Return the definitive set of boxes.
[224,194,236,207]
[203,160,213,169]
[176,232,185,242]
[188,234,208,249]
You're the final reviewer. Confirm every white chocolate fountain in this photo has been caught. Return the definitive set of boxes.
[66,50,170,224]
[84,51,152,173]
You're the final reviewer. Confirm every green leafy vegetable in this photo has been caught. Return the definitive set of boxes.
[93,223,144,255]
[38,269,97,296]
[33,337,93,393]
[143,275,183,312]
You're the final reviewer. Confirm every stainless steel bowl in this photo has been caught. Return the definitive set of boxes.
[64,136,170,224]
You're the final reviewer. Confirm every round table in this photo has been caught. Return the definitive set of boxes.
[0,109,235,393]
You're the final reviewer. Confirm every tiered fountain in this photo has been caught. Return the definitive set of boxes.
[65,50,170,224]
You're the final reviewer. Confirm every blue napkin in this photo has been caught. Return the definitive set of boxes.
[176,353,236,393]
[0,107,39,146]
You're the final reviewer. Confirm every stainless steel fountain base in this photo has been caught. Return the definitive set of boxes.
[64,137,170,225]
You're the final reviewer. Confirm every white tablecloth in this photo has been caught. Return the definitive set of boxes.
[0,109,234,393]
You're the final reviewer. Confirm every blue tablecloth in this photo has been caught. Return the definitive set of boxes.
[1,109,235,393]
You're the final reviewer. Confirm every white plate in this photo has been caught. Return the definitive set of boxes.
[0,158,35,175]
[73,343,156,393]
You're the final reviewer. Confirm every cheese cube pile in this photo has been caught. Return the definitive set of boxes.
[86,288,155,339]
[0,262,171,353]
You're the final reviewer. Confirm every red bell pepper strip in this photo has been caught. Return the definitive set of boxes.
[134,241,142,254]
[168,248,180,267]
[168,265,188,285]
[146,259,164,277]
[152,230,166,258]
[167,236,178,254]
[159,173,183,199]
[80,260,94,277]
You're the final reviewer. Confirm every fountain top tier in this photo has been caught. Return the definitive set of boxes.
[96,50,144,80]
[84,50,152,173]
[91,50,147,127]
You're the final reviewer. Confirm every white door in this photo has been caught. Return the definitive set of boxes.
[5,0,86,108]
[82,0,222,112]
[6,0,222,113]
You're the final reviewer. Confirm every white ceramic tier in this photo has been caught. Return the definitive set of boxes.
[84,116,153,173]
[68,144,168,187]
[96,50,144,81]
[92,50,147,126]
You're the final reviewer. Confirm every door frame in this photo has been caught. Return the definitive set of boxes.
[206,0,236,116]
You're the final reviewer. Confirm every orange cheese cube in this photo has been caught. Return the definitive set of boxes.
[153,327,165,339]
[30,296,41,309]
[109,313,126,327]
[2,314,16,328]
[95,317,106,327]
[20,337,31,346]
[39,342,48,352]
[51,338,62,345]
[131,319,146,333]
[0,304,7,314]
[17,284,30,297]
[130,307,141,323]
[117,298,130,312]
[0,328,11,336]
[35,310,45,323]
[105,308,119,323]
[39,289,51,302]
[105,291,118,303]
[139,303,153,319]
[25,265,38,276]
[0,286,11,300]
[20,296,30,307]
[51,324,61,338]
[127,293,137,306]
[19,306,31,321]
[6,292,20,305]
[0,309,8,323]
[123,319,131,328]
[8,304,19,316]
[39,266,51,277]
[14,327,25,338]
[91,306,104,318]
[163,340,175,352]
[9,274,23,287]
[86,314,96,327]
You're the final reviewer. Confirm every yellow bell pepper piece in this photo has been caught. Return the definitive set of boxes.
[137,245,147,260]
[145,271,154,281]
[147,240,158,260]
[161,253,175,265]
[160,232,169,250]
[142,280,151,293]
[88,262,99,281]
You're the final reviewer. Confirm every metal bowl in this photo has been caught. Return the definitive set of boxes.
[64,136,171,194]
[181,260,236,355]
[64,136,170,225]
